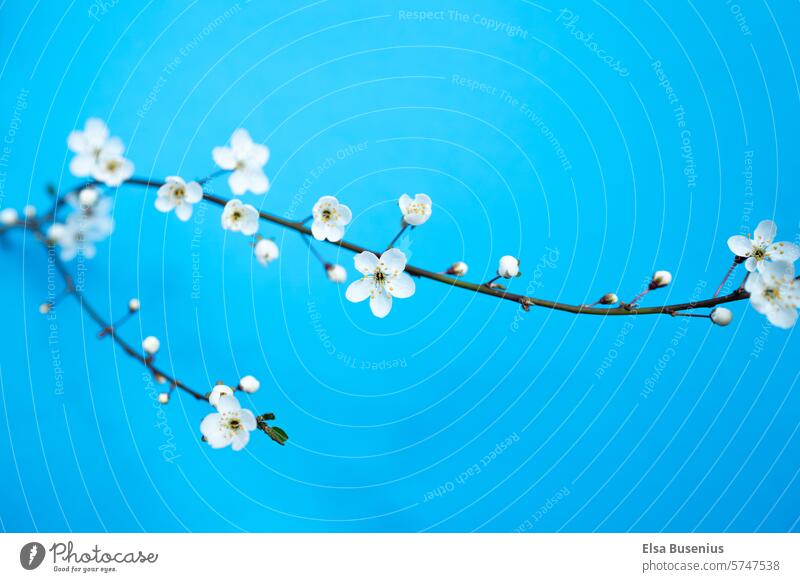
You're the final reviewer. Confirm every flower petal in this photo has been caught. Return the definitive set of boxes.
[337,203,352,225]
[398,193,412,214]
[767,305,798,329]
[230,128,253,156]
[239,409,257,431]
[345,277,372,302]
[727,235,752,257]
[311,220,327,241]
[69,155,95,177]
[175,203,193,222]
[185,182,204,203]
[230,429,251,451]
[212,146,237,169]
[248,143,269,167]
[228,169,249,195]
[354,251,379,275]
[245,169,269,195]
[388,272,415,298]
[369,289,392,318]
[744,256,757,272]
[325,223,344,242]
[200,412,221,439]
[216,394,241,414]
[771,241,800,264]
[154,196,174,213]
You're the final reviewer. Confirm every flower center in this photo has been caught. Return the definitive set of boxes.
[408,203,426,215]
[232,211,241,221]
[235,160,245,170]
[228,418,241,430]
[752,246,766,261]
[106,160,120,172]
[373,270,386,286]
[174,187,185,199]
[321,209,332,221]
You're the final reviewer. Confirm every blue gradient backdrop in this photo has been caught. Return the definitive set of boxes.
[1,1,799,532]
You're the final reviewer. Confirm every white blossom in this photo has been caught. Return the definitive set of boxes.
[398,193,432,226]
[128,298,140,312]
[212,129,269,195]
[345,248,415,318]
[497,255,520,278]
[200,395,258,451]
[142,336,161,355]
[157,393,170,404]
[744,260,799,329]
[0,208,18,225]
[326,263,347,283]
[710,307,733,326]
[728,220,800,273]
[221,199,259,236]
[651,270,672,288]
[78,187,100,207]
[254,238,279,265]
[239,375,260,394]
[208,384,234,406]
[311,195,351,242]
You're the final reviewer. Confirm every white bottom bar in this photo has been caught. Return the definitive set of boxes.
[1,533,798,581]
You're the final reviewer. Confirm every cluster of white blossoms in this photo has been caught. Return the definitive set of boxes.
[155,176,203,222]
[68,118,134,186]
[200,374,262,451]
[47,187,115,260]
[212,129,270,195]
[728,220,800,329]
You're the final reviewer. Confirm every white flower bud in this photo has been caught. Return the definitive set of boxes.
[497,255,520,278]
[128,298,140,312]
[157,392,170,404]
[710,307,733,326]
[23,205,36,218]
[326,264,347,283]
[599,293,618,305]
[142,335,160,355]
[78,187,99,207]
[0,208,19,225]
[239,375,260,393]
[39,303,52,314]
[448,261,468,276]
[651,270,672,288]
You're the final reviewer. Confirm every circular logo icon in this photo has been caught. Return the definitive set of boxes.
[20,542,46,570]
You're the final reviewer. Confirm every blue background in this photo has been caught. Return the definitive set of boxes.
[1,0,799,532]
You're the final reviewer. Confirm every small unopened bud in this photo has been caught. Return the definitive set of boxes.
[154,374,167,384]
[128,298,141,312]
[157,392,170,404]
[326,264,347,283]
[239,375,260,394]
[650,270,672,289]
[0,208,19,225]
[710,307,733,326]
[447,261,468,276]
[23,205,36,218]
[39,302,52,314]
[497,255,520,278]
[599,293,618,305]
[78,187,99,207]
[142,335,160,355]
